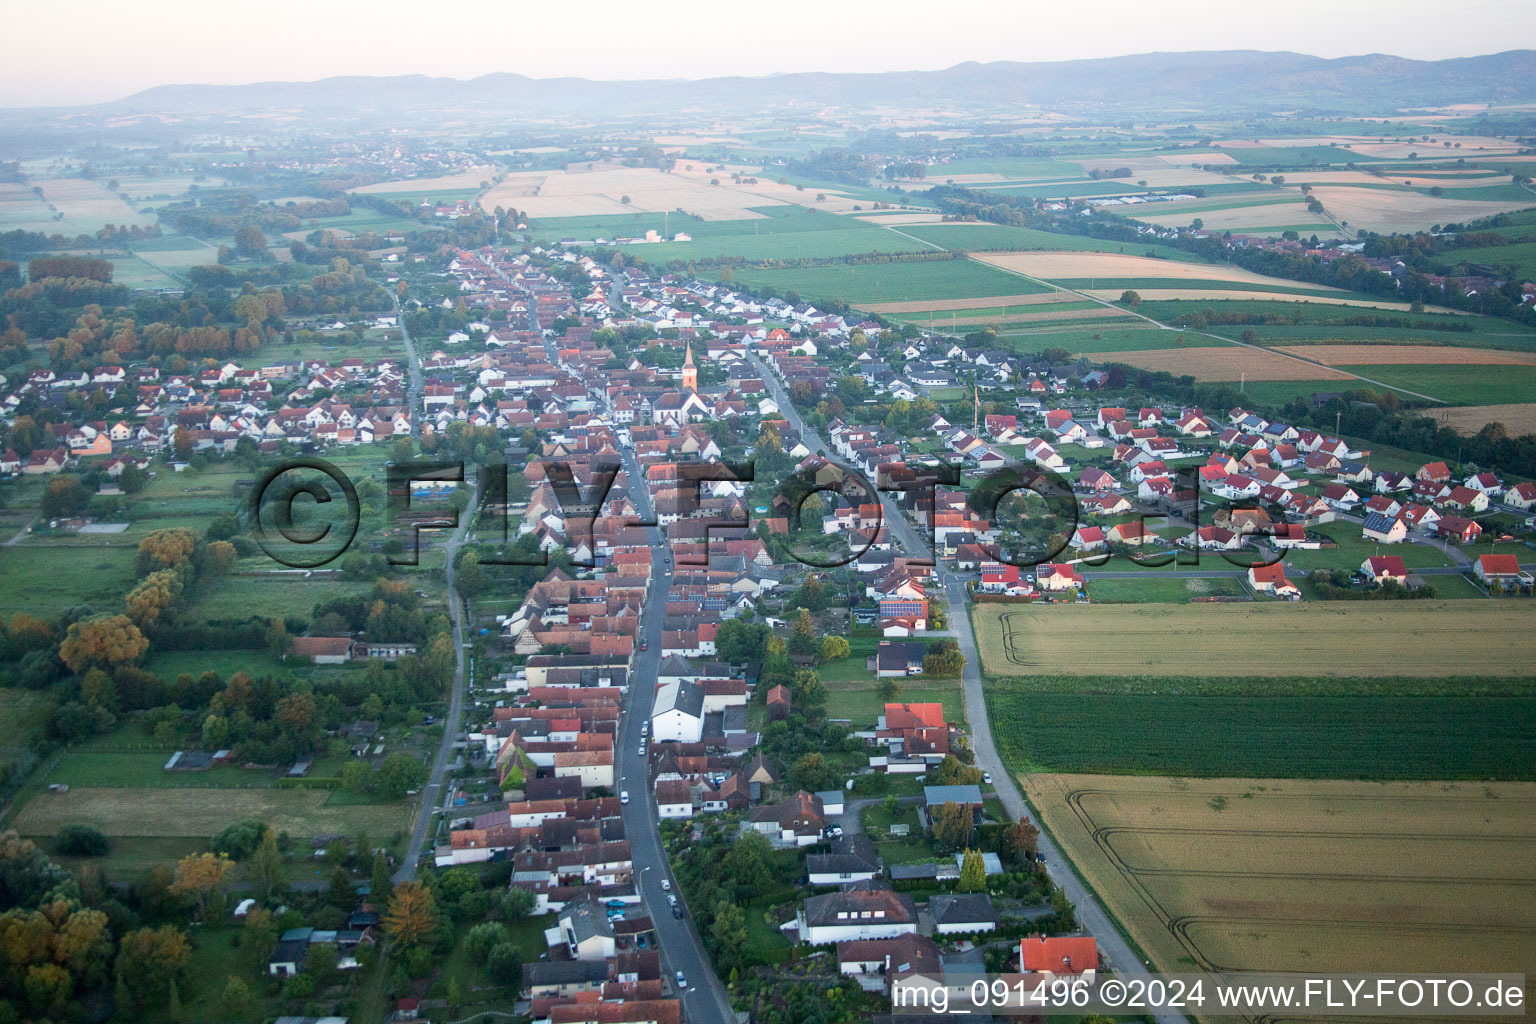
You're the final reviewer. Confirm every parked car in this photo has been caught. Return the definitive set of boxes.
[620,790,630,805]
[672,905,684,918]
[667,893,678,906]
[675,970,686,987]
[661,878,670,892]
[983,772,993,784]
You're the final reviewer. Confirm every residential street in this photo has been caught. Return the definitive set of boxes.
[749,351,1191,1024]
[615,444,739,1023]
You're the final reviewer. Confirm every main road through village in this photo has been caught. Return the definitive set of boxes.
[747,352,1191,1024]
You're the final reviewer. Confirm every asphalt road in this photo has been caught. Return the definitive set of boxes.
[392,292,423,442]
[614,443,739,1023]
[748,351,1191,1024]
[395,306,470,882]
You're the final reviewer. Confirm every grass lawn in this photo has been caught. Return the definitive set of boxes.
[743,897,792,965]
[147,649,287,680]
[875,832,945,866]
[722,257,1052,305]
[898,223,1199,263]
[824,679,962,729]
[1008,327,1224,354]
[1337,364,1536,406]
[0,543,139,618]
[1086,575,1248,602]
[46,744,280,789]
[1278,530,1455,571]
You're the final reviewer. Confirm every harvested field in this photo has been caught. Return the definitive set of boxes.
[1430,403,1536,435]
[898,307,1133,328]
[0,179,153,234]
[1277,344,1536,365]
[349,165,495,194]
[975,602,1536,677]
[862,292,1067,314]
[1091,346,1353,382]
[972,251,1346,289]
[12,787,411,839]
[1310,185,1536,233]
[483,164,788,220]
[1136,201,1323,230]
[1081,287,1442,312]
[1024,774,1536,986]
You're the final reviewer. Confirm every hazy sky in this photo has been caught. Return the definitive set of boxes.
[10,0,1536,106]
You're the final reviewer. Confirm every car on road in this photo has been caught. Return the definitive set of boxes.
[620,790,629,805]
[675,970,686,988]
[640,640,648,650]
[660,878,670,891]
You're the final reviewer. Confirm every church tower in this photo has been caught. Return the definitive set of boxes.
[682,342,698,393]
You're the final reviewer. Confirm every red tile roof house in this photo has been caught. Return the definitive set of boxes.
[1362,555,1408,584]
[1036,563,1084,591]
[288,636,354,664]
[1475,553,1526,587]
[1248,562,1300,599]
[1435,514,1483,544]
[1019,934,1099,980]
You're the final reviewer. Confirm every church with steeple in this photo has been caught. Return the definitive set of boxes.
[682,342,697,393]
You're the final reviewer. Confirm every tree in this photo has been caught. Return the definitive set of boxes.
[447,976,463,1010]
[238,908,278,975]
[382,881,436,948]
[204,540,237,576]
[59,615,147,673]
[819,636,850,661]
[377,753,427,799]
[52,824,108,857]
[171,852,232,918]
[216,976,250,1022]
[958,848,987,893]
[466,922,510,962]
[930,754,983,787]
[791,752,834,792]
[40,476,88,518]
[114,926,191,1010]
[709,900,748,973]
[923,639,964,678]
[999,818,1041,868]
[1117,290,1141,308]
[486,942,522,992]
[788,608,818,655]
[877,677,901,703]
[249,828,284,902]
[930,801,974,851]
[212,818,267,860]
[455,549,487,599]
[233,225,267,257]
[370,851,394,906]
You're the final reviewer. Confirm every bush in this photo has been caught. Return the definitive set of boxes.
[212,818,268,860]
[52,824,109,857]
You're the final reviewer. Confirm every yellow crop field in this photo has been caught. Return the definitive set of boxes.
[974,602,1536,677]
[1277,344,1536,366]
[1024,774,1536,995]
[1432,403,1536,436]
[973,251,1345,288]
[1082,346,1353,382]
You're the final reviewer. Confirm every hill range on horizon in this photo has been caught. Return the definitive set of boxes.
[54,49,1536,116]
